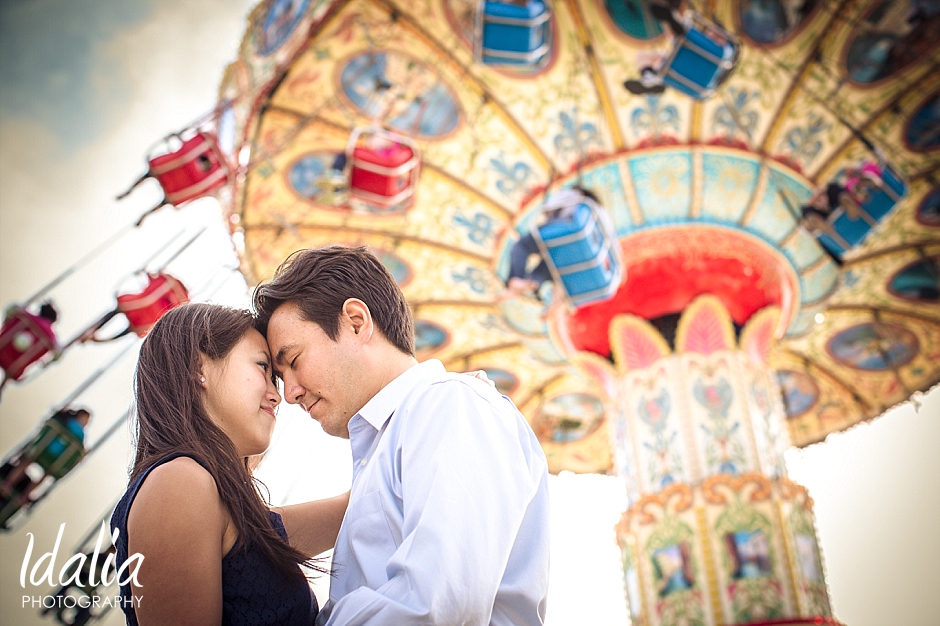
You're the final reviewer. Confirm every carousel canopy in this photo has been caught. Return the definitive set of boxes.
[217,0,940,473]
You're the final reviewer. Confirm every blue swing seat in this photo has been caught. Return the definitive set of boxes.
[532,199,623,307]
[476,0,551,68]
[660,17,738,99]
[817,165,908,258]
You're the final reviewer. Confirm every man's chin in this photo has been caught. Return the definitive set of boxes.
[319,419,350,440]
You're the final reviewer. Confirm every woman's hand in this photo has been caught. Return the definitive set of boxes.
[462,370,496,387]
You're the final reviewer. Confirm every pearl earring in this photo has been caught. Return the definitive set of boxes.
[200,376,206,383]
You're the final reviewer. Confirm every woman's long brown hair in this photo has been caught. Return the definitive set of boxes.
[131,302,322,581]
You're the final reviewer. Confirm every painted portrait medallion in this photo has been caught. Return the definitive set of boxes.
[827,323,918,371]
[338,51,461,138]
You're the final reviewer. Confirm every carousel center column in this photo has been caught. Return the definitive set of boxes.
[572,295,838,626]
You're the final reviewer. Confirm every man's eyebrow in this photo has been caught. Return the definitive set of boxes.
[274,344,296,366]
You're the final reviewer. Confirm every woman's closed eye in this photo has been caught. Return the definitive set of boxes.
[259,361,276,379]
[259,360,281,385]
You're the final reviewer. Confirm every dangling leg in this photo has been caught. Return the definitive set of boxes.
[0,461,15,499]
[331,152,347,172]
[501,277,542,300]
[801,210,844,268]
[0,473,36,527]
[0,458,28,498]
[529,259,553,288]
[90,324,133,343]
[825,182,844,213]
[838,190,864,221]
[507,234,542,283]
[115,171,150,200]
[78,308,120,343]
[625,54,668,96]
[649,1,686,37]
[819,242,844,268]
[623,79,667,95]
[529,261,565,318]
[135,200,170,227]
[318,152,350,204]
[501,234,544,300]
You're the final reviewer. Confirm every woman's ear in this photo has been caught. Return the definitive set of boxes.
[196,352,211,388]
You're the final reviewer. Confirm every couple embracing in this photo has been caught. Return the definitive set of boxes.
[109,245,551,625]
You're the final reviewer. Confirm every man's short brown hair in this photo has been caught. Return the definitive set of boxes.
[252,245,415,356]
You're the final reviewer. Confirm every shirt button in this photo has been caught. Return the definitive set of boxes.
[359,458,368,466]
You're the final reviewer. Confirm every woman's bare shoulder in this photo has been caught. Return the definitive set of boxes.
[140,457,217,497]
[129,457,226,534]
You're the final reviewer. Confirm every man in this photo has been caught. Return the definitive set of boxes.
[253,246,550,625]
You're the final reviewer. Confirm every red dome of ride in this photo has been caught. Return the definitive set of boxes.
[564,226,796,356]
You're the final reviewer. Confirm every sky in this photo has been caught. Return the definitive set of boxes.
[0,1,938,625]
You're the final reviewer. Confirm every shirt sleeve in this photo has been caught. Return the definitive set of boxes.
[321,377,548,625]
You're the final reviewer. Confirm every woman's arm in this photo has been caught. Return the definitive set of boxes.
[274,491,350,557]
[127,457,229,626]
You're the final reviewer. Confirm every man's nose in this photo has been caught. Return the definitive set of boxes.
[282,373,304,405]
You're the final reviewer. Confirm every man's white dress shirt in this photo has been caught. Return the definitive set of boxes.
[316,359,550,625]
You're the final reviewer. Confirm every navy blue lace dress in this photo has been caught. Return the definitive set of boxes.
[110,452,317,625]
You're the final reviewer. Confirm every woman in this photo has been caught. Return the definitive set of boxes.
[110,303,347,625]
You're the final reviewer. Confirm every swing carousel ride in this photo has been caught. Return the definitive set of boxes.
[2,0,939,624]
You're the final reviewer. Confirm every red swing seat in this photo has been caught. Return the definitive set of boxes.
[148,131,231,206]
[0,308,58,381]
[346,127,421,209]
[117,273,190,337]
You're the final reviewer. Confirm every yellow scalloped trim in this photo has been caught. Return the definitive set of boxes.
[739,305,782,365]
[675,294,735,355]
[609,314,672,376]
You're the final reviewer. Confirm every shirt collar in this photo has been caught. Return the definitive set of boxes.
[355,359,446,430]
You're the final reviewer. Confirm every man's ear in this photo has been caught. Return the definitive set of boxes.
[342,298,374,341]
